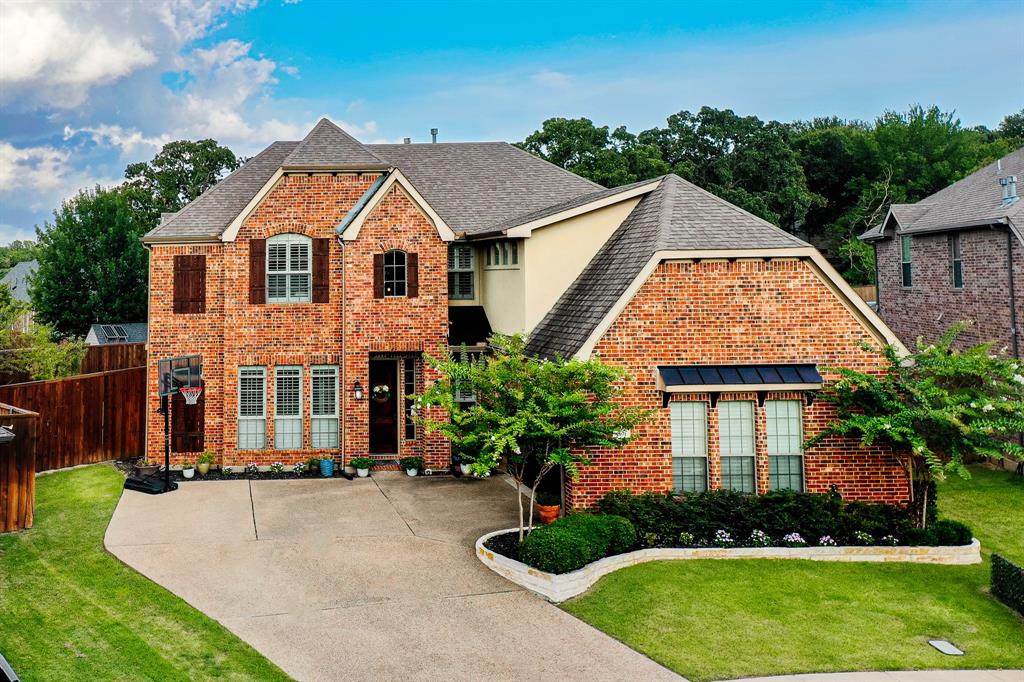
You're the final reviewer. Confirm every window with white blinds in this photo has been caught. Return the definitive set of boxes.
[719,401,756,493]
[267,234,312,303]
[238,367,266,450]
[448,245,475,300]
[274,366,302,449]
[312,366,339,449]
[671,401,708,493]
[767,400,804,491]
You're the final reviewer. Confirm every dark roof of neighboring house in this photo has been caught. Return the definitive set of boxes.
[0,259,38,303]
[862,147,1024,241]
[86,323,148,344]
[143,119,600,242]
[526,174,808,359]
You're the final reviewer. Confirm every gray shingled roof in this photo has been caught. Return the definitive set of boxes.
[368,142,600,235]
[526,174,808,359]
[0,259,37,303]
[862,147,1024,241]
[283,118,389,170]
[86,322,148,345]
[144,141,298,242]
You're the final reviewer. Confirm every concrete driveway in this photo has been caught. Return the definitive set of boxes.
[105,473,682,681]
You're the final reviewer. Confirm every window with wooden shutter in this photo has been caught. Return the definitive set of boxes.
[373,253,385,298]
[313,237,330,303]
[407,252,419,298]
[250,238,266,304]
[173,255,206,314]
[172,382,205,452]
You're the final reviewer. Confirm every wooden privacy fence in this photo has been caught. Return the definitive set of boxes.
[852,285,877,302]
[0,403,39,532]
[0,367,146,472]
[80,342,146,374]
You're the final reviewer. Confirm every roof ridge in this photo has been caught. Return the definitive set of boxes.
[282,118,389,169]
[503,144,604,190]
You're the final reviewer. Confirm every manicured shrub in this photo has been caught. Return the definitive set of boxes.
[519,514,636,574]
[930,519,973,546]
[991,553,1024,616]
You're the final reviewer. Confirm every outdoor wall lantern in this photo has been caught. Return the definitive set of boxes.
[353,381,364,401]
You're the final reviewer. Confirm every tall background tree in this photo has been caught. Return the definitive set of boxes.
[125,139,241,213]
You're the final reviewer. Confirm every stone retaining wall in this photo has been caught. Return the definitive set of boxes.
[476,528,982,603]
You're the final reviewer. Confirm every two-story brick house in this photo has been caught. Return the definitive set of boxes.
[144,118,913,509]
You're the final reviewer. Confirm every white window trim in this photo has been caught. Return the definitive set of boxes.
[274,366,303,450]
[267,233,312,303]
[238,366,267,450]
[766,399,805,492]
[484,240,520,270]
[311,365,339,449]
[448,245,475,300]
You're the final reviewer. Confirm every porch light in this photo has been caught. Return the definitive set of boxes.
[353,381,364,401]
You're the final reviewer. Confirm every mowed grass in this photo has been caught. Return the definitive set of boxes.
[0,465,291,681]
[562,465,1024,681]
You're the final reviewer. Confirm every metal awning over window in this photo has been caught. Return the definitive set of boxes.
[655,364,823,407]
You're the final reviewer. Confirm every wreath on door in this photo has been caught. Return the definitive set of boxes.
[372,384,391,403]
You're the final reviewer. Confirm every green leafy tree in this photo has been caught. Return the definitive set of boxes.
[997,109,1024,145]
[125,139,241,214]
[808,325,1024,527]
[0,240,42,272]
[0,284,84,380]
[31,185,152,337]
[417,334,651,539]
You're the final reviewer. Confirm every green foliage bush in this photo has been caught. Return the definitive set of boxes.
[519,514,636,574]
[991,553,1024,616]
[597,489,970,548]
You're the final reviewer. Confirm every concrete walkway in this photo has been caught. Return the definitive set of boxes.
[729,672,1023,682]
[105,473,682,682]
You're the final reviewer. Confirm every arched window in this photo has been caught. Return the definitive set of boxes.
[267,233,312,303]
[383,249,407,297]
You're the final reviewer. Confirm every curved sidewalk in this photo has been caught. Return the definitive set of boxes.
[728,670,1023,681]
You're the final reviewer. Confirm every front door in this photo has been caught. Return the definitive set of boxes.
[369,360,398,454]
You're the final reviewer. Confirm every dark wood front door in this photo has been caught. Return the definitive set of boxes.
[369,360,398,454]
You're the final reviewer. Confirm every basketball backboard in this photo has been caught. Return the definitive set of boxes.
[158,355,202,396]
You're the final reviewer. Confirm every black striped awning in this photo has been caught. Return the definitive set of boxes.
[656,364,823,393]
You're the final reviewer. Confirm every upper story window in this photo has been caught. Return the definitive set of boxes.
[448,245,475,300]
[384,249,407,297]
[267,234,311,303]
[485,240,519,269]
[900,235,912,287]
[950,233,964,289]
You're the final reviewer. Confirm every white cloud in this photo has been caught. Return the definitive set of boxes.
[0,141,121,214]
[530,70,571,88]
[63,125,172,156]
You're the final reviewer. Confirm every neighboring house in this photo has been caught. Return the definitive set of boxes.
[862,147,1024,352]
[0,259,37,332]
[85,323,148,346]
[143,118,909,509]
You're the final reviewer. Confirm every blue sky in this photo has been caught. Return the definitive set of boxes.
[1,0,1022,244]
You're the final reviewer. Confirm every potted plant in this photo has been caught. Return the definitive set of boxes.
[136,458,159,477]
[456,451,474,476]
[535,491,560,524]
[399,456,423,477]
[197,450,214,476]
[305,456,321,476]
[181,461,196,479]
[350,456,375,477]
[319,456,335,478]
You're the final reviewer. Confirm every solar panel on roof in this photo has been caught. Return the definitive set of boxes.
[112,325,128,338]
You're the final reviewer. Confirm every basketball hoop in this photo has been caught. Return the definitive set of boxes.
[180,386,203,405]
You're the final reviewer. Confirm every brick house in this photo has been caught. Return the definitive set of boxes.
[143,118,911,509]
[861,147,1023,352]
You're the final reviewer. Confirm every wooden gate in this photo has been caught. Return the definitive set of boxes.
[0,403,39,532]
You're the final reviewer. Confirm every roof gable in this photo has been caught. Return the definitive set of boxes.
[282,118,389,170]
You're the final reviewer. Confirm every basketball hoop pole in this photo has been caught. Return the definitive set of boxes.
[161,393,171,492]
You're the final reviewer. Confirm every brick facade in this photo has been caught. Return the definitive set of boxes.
[567,257,911,510]
[147,173,451,469]
[875,227,1024,352]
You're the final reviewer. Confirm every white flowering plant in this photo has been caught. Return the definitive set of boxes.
[292,462,306,475]
[244,463,259,475]
[713,529,734,547]
[853,530,874,545]
[269,462,284,474]
[818,535,837,547]
[747,529,772,547]
[782,532,806,547]
[809,323,1024,528]
[678,531,695,546]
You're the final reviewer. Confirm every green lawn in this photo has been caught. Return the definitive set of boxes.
[0,465,291,681]
[563,465,1024,681]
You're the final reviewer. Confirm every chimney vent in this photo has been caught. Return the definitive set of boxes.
[430,128,438,143]
[403,137,411,144]
[1001,175,1019,206]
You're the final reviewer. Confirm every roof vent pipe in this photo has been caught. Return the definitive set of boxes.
[1001,175,1019,206]
[403,137,411,144]
[430,128,438,143]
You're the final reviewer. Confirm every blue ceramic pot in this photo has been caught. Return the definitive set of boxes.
[319,458,334,477]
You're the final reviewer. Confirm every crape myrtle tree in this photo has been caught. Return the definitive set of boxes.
[808,324,1024,528]
[416,334,651,540]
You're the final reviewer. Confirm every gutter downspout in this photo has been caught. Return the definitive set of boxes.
[872,241,881,312]
[339,235,347,467]
[1008,228,1020,360]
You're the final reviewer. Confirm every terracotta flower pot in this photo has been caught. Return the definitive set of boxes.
[537,504,560,525]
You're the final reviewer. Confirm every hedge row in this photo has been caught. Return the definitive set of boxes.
[597,489,973,548]
[991,553,1024,616]
[519,514,636,574]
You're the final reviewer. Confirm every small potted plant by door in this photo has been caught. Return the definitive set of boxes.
[136,458,160,477]
[181,461,196,479]
[350,456,375,478]
[458,452,474,476]
[197,450,214,476]
[400,456,423,477]
[535,491,561,525]
[319,456,335,478]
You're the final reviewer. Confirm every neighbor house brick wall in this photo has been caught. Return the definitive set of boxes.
[567,257,910,510]
[875,228,1024,352]
[147,174,450,469]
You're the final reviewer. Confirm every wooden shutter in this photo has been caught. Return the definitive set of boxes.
[172,383,205,453]
[173,255,206,314]
[313,237,330,303]
[249,238,266,304]
[373,253,384,298]
[407,252,419,298]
